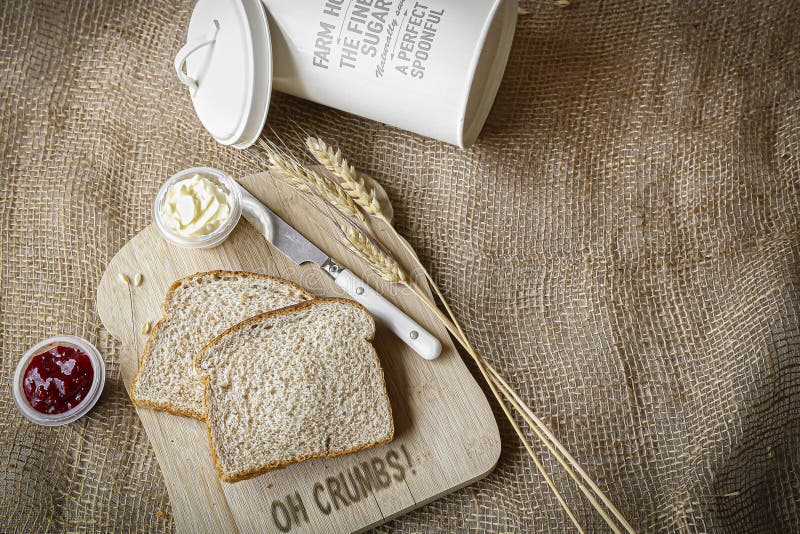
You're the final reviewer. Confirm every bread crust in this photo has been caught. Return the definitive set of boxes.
[194,297,396,483]
[130,270,314,420]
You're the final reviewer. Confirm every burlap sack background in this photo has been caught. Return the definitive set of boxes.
[2,0,798,531]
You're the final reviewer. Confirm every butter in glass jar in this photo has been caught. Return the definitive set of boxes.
[154,167,242,249]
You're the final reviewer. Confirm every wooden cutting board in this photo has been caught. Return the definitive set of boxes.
[96,171,500,534]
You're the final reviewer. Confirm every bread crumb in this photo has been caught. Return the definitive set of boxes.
[141,321,152,335]
[117,273,130,286]
[134,273,144,286]
[556,0,570,6]
[155,510,165,518]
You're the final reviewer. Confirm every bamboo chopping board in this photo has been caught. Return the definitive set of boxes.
[96,171,500,534]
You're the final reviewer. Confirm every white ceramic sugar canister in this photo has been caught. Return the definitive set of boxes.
[175,0,517,148]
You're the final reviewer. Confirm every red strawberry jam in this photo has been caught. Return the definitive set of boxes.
[23,345,94,415]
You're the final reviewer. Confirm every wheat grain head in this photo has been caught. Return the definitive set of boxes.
[306,137,383,218]
[259,140,366,222]
[339,223,408,284]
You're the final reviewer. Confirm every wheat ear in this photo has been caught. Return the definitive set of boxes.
[339,224,409,285]
[306,137,448,304]
[306,137,384,219]
[259,140,366,223]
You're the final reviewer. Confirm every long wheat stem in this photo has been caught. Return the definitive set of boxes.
[485,363,636,534]
[485,371,622,533]
[398,251,631,533]
[392,251,630,533]
[394,242,632,532]
[474,350,585,533]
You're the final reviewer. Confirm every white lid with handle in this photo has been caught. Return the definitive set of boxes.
[174,0,271,148]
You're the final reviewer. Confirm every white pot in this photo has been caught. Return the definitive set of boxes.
[175,0,517,148]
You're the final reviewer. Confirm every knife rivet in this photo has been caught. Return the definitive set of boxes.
[410,330,419,340]
[329,265,338,273]
[356,287,364,295]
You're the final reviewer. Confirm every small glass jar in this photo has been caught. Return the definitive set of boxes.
[13,335,106,426]
[153,166,242,249]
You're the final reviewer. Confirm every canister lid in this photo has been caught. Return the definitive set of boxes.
[175,0,271,149]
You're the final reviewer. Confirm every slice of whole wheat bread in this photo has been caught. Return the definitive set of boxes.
[194,298,394,483]
[131,271,313,419]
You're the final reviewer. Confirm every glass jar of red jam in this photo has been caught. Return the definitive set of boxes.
[13,336,105,426]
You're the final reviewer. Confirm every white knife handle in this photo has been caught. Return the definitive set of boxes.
[334,268,442,360]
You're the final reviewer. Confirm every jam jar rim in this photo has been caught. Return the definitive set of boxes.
[13,335,106,426]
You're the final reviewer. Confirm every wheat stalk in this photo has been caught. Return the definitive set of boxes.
[259,140,366,223]
[337,223,584,533]
[258,136,635,533]
[344,206,633,532]
[306,137,384,219]
[342,218,632,533]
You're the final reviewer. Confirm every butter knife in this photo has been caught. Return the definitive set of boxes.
[238,182,442,360]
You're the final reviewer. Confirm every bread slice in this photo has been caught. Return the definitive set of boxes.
[131,271,313,419]
[195,298,394,482]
